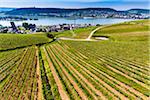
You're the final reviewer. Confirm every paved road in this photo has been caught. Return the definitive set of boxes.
[58,25,109,41]
[86,26,103,40]
[58,37,98,41]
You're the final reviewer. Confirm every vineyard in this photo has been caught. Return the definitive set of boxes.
[38,41,149,100]
[0,20,149,100]
[0,46,42,99]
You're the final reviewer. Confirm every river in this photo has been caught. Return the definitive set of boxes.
[0,17,136,26]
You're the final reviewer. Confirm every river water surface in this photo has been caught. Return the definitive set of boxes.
[0,17,136,26]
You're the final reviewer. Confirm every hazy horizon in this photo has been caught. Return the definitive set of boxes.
[0,0,149,10]
[0,7,149,10]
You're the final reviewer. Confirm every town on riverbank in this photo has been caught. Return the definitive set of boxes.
[0,22,94,34]
[0,7,149,34]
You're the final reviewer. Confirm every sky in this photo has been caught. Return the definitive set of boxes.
[0,0,149,10]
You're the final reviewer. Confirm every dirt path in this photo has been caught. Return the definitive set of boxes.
[86,26,103,40]
[43,47,70,100]
[58,37,98,41]
[70,27,76,37]
[58,25,110,41]
[35,47,43,100]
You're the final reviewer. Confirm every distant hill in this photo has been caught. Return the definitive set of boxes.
[0,7,15,12]
[4,8,117,15]
[3,7,150,18]
[127,9,150,14]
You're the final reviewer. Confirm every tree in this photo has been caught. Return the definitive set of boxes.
[46,33,55,38]
[22,22,29,30]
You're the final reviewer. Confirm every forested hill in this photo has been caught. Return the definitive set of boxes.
[0,7,15,12]
[4,8,116,15]
[4,8,150,15]
[2,7,150,18]
[127,9,150,14]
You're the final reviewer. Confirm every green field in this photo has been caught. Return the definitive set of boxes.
[93,20,149,41]
[50,26,97,39]
[0,20,149,100]
[0,33,52,51]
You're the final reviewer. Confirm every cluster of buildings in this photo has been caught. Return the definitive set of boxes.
[0,16,27,21]
[0,16,38,21]
[0,22,36,33]
[58,10,150,19]
[0,22,93,34]
[36,24,92,33]
[106,13,150,19]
